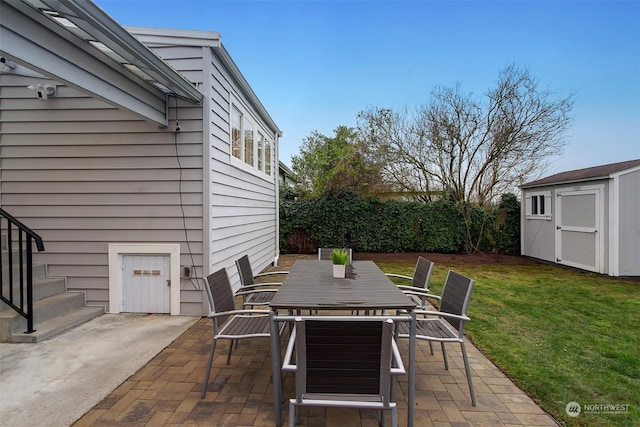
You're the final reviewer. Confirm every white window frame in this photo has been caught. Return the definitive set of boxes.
[231,105,242,161]
[230,99,274,178]
[525,190,552,220]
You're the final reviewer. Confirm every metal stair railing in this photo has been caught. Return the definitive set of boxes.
[0,208,45,334]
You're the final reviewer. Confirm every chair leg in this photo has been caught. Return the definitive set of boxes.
[460,341,477,406]
[429,341,434,355]
[390,406,398,427]
[201,338,218,398]
[226,339,234,364]
[441,342,449,370]
[289,400,300,426]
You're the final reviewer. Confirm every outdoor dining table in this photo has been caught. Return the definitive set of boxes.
[269,259,418,427]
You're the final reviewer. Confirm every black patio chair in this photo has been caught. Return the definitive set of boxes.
[200,267,283,398]
[385,256,434,309]
[282,317,405,427]
[396,270,477,406]
[235,254,287,308]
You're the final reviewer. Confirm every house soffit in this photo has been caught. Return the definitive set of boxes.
[1,0,202,125]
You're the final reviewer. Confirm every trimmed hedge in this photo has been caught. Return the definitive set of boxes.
[280,191,521,254]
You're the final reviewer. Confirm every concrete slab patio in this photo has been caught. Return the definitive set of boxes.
[0,313,198,427]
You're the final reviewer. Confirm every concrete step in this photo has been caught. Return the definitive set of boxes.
[1,290,100,341]
[6,305,104,343]
[1,256,47,284]
[0,234,106,343]
[0,276,65,311]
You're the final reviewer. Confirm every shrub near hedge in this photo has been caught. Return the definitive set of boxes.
[279,191,520,254]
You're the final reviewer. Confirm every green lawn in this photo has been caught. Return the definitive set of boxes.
[373,258,640,427]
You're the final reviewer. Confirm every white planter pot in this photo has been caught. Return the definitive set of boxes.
[332,264,346,278]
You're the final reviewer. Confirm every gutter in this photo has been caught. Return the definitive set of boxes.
[30,0,203,103]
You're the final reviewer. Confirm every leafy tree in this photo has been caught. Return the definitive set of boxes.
[291,125,389,197]
[358,64,574,206]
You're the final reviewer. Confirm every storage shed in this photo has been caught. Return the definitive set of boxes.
[520,159,640,276]
[1,0,282,316]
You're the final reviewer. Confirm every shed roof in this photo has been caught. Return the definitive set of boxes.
[521,159,640,188]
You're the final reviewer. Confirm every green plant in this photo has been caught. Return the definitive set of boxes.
[330,248,349,265]
[279,190,521,254]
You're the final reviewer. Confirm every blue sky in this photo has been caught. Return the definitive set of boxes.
[96,0,640,174]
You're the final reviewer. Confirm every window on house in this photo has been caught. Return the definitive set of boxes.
[257,131,264,172]
[526,191,552,220]
[230,101,273,176]
[231,106,242,160]
[265,138,272,175]
[244,118,254,166]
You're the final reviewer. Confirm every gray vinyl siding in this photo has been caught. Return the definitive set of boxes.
[204,48,278,286]
[520,188,556,262]
[618,169,640,276]
[0,72,205,314]
[2,28,280,316]
[136,33,280,292]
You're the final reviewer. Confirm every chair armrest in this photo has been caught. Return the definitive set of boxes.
[255,271,289,277]
[390,338,406,376]
[238,282,283,289]
[281,328,297,372]
[235,283,282,294]
[400,287,441,301]
[235,288,278,297]
[207,309,270,318]
[415,309,470,322]
[385,273,412,281]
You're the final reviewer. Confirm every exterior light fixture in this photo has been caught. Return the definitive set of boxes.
[27,84,56,100]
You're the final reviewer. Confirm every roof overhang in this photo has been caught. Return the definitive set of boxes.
[520,160,640,189]
[0,0,203,126]
[129,26,282,137]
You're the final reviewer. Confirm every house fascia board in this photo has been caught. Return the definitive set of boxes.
[520,165,640,189]
[520,175,613,190]
[0,2,169,126]
[126,26,222,48]
[41,0,203,104]
[213,44,282,137]
[129,26,281,137]
[608,165,640,179]
[2,0,204,126]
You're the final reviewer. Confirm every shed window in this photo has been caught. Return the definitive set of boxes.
[525,191,552,220]
[230,100,273,176]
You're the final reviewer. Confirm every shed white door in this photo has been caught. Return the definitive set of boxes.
[555,187,604,273]
[122,255,171,313]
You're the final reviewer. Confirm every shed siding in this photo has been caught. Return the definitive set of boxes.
[0,71,205,314]
[521,188,556,262]
[204,49,278,287]
[618,169,640,276]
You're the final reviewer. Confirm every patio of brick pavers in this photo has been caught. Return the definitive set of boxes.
[73,255,559,427]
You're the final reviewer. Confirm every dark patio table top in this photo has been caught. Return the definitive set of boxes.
[269,260,415,311]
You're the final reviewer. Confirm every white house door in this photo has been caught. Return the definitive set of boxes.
[122,255,171,313]
[555,186,604,273]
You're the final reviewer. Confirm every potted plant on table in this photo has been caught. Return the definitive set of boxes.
[330,248,349,278]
